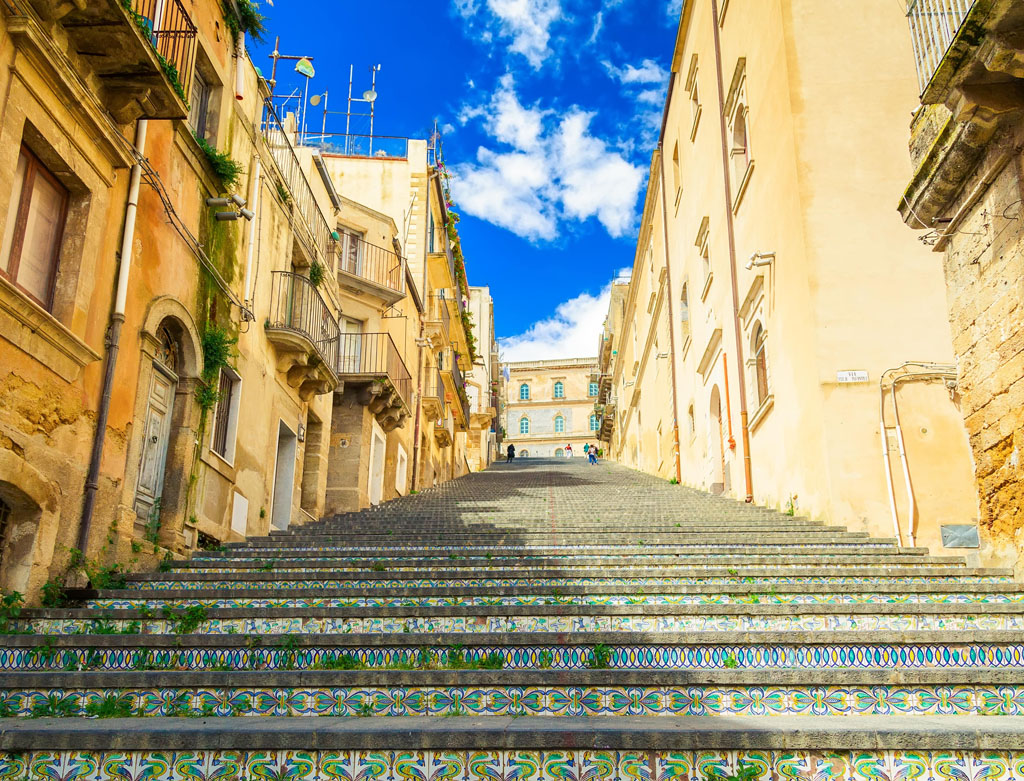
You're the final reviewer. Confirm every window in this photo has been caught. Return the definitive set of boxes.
[519,416,530,434]
[519,383,530,400]
[189,71,211,139]
[680,283,690,341]
[428,212,435,253]
[554,415,565,433]
[588,382,598,397]
[730,103,750,184]
[687,403,695,437]
[1,146,69,310]
[753,323,769,406]
[671,142,681,196]
[695,217,711,294]
[686,55,702,139]
[210,368,241,461]
[725,61,751,199]
[590,413,599,431]
[339,228,363,276]
[553,381,564,399]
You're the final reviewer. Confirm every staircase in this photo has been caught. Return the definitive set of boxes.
[1,458,1021,778]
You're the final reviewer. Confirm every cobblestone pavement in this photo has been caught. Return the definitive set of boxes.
[1,457,1022,778]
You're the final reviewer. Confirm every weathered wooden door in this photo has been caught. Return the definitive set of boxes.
[134,365,176,518]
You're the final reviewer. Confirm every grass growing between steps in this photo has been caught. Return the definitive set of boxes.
[310,646,505,671]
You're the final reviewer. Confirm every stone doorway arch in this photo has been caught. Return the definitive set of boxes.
[0,449,60,599]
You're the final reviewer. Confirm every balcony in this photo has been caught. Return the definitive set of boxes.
[440,349,469,429]
[336,333,412,431]
[262,102,337,270]
[423,294,450,350]
[427,237,457,289]
[421,366,445,422]
[336,236,405,305]
[265,272,339,400]
[907,0,975,96]
[8,0,196,122]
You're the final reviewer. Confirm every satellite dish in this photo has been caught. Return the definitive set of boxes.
[309,94,321,106]
[362,89,377,102]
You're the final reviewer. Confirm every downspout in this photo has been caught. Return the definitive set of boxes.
[242,156,261,310]
[722,352,736,449]
[79,119,149,552]
[656,142,683,484]
[709,0,753,502]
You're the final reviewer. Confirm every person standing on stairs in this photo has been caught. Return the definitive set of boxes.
[506,443,515,463]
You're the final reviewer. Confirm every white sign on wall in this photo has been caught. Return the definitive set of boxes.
[836,370,869,384]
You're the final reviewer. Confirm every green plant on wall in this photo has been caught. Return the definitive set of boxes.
[195,324,238,412]
[309,259,325,288]
[221,0,267,45]
[194,134,243,188]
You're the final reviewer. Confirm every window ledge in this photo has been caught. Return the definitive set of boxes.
[0,275,100,382]
[749,393,774,433]
[200,448,237,481]
[674,187,683,213]
[700,271,714,302]
[689,105,702,141]
[732,160,755,214]
[680,334,692,360]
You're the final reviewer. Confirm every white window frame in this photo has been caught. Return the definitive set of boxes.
[395,444,408,494]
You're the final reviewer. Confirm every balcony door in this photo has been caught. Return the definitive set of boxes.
[338,317,363,374]
[339,229,363,278]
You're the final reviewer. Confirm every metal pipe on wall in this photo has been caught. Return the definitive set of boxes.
[79,119,149,552]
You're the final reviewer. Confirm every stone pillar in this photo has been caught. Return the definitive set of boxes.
[325,387,371,515]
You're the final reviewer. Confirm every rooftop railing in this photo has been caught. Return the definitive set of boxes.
[304,133,410,160]
[338,235,405,294]
[261,101,336,268]
[267,272,340,370]
[906,0,975,94]
[336,332,412,409]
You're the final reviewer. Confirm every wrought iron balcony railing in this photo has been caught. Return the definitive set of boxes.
[906,0,975,95]
[261,101,337,268]
[131,0,196,99]
[336,332,412,409]
[267,271,340,370]
[338,235,405,295]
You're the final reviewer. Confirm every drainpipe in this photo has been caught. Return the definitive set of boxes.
[234,33,246,101]
[710,0,753,502]
[878,378,903,546]
[656,141,683,484]
[242,156,261,311]
[79,119,149,552]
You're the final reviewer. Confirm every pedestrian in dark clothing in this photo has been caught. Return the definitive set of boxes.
[506,443,516,463]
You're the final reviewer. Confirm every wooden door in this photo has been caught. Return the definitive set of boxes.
[134,365,176,518]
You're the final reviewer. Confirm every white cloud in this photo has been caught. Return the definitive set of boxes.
[453,79,644,241]
[665,0,683,22]
[499,282,611,361]
[637,88,665,106]
[587,11,603,45]
[459,0,562,69]
[603,58,669,85]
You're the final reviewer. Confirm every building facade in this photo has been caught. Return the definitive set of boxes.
[899,0,1024,574]
[465,286,500,471]
[0,0,487,601]
[504,358,600,458]
[597,0,982,562]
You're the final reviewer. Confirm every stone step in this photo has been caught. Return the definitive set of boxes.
[0,668,1021,718]
[165,560,958,577]
[251,526,853,542]
[15,602,1024,635]
[203,541,911,559]
[2,631,1022,671]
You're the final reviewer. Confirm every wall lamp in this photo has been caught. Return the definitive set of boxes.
[746,251,775,270]
[207,195,254,221]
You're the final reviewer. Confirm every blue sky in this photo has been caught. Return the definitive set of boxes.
[252,0,680,359]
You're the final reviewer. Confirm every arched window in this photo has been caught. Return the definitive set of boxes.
[519,383,530,400]
[554,415,565,433]
[753,323,769,405]
[687,403,695,436]
[553,381,564,399]
[519,416,530,434]
[590,413,599,431]
[730,103,750,184]
[520,450,529,458]
[555,448,564,458]
[588,381,598,397]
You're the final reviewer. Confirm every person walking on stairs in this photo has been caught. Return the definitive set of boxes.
[588,444,598,465]
[506,443,515,463]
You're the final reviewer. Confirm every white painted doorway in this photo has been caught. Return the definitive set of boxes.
[271,421,297,530]
[368,420,386,506]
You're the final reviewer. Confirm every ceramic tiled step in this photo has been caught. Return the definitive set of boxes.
[124,567,1008,590]
[170,556,966,576]
[288,520,830,533]
[255,527,847,542]
[16,603,1024,635]
[1,668,1022,718]
[2,630,1023,671]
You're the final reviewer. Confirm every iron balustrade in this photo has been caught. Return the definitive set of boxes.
[906,0,975,94]
[432,293,451,340]
[267,272,340,370]
[338,234,405,294]
[129,0,197,98]
[261,101,337,268]
[336,332,412,408]
[448,353,468,423]
[303,133,410,160]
